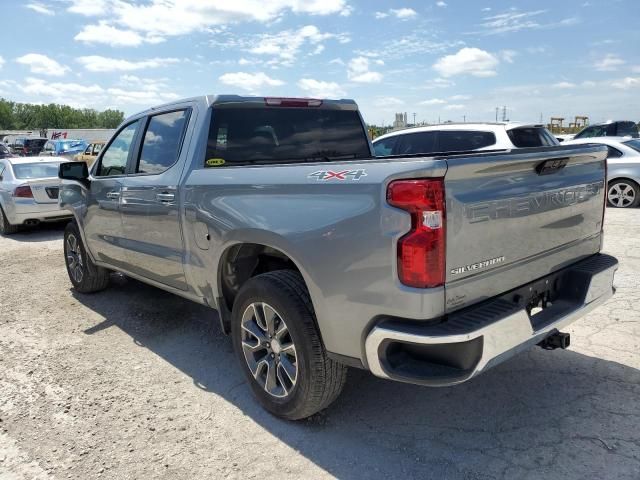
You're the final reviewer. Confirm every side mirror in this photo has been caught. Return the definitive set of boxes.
[59,161,90,187]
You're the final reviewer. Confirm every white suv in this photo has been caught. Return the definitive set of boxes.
[373,122,559,156]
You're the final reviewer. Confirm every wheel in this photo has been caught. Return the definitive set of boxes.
[607,180,640,208]
[64,222,110,293]
[231,270,347,420]
[0,205,19,235]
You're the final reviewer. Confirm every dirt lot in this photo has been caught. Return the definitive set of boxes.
[1,209,639,480]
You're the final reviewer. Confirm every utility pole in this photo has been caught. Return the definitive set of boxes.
[412,112,416,125]
[495,107,499,122]
[502,106,507,122]
[463,115,466,123]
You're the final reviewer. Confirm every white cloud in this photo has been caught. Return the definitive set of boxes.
[420,98,447,105]
[219,72,284,92]
[297,78,345,98]
[450,94,471,100]
[500,49,517,63]
[249,25,348,67]
[375,7,417,19]
[238,58,251,65]
[26,2,54,15]
[16,54,69,76]
[19,77,104,107]
[611,77,639,89]
[390,8,417,18]
[595,54,625,72]
[373,97,404,108]
[423,77,455,89]
[0,56,4,70]
[632,66,640,73]
[69,0,350,43]
[475,9,578,35]
[433,48,499,77]
[444,104,465,111]
[347,56,382,83]
[75,21,148,47]
[436,1,447,7]
[77,56,179,72]
[552,81,575,89]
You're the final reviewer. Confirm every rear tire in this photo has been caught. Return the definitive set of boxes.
[64,222,110,293]
[0,205,19,235]
[231,270,347,420]
[607,179,640,208]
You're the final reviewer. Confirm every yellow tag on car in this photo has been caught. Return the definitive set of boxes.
[206,158,225,167]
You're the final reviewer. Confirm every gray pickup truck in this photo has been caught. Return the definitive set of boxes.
[59,95,618,420]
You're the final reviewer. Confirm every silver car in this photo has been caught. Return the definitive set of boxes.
[563,136,640,208]
[0,156,72,234]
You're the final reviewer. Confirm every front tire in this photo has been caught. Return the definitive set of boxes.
[231,270,347,420]
[64,222,110,293]
[0,205,19,235]
[607,179,640,208]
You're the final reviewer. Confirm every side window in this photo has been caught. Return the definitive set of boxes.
[137,110,189,175]
[438,131,496,152]
[373,136,397,156]
[394,132,437,155]
[0,163,5,180]
[44,142,55,153]
[96,120,140,177]
[84,144,92,155]
[606,146,623,158]
[93,143,103,155]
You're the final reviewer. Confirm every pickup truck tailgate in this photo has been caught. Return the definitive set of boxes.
[444,144,607,312]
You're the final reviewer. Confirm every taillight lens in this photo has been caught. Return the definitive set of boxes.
[387,179,446,288]
[13,185,33,198]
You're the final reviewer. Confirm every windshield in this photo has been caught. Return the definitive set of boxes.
[12,162,62,179]
[205,107,371,165]
[623,139,640,153]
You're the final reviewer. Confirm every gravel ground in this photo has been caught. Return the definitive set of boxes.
[1,209,639,480]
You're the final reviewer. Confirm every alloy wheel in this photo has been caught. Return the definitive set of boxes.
[240,302,298,398]
[608,182,636,208]
[66,233,84,283]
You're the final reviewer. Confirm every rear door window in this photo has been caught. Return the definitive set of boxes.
[373,136,398,156]
[136,110,189,175]
[508,127,558,148]
[437,131,496,152]
[205,107,371,166]
[606,146,623,158]
[393,132,437,155]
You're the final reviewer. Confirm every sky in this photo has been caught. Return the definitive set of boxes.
[0,0,638,126]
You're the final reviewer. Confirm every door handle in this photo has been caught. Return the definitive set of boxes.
[106,191,120,199]
[156,192,175,202]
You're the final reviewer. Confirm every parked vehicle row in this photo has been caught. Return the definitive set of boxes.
[41,139,88,159]
[56,94,617,420]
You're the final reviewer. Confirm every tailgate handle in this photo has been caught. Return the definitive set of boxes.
[536,157,569,175]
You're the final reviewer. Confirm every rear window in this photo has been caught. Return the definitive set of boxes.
[12,162,61,179]
[616,122,639,137]
[205,107,371,166]
[438,130,496,151]
[507,127,558,148]
[623,139,640,153]
[24,139,47,148]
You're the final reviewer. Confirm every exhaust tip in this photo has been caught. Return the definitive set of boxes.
[538,331,570,350]
[24,219,40,226]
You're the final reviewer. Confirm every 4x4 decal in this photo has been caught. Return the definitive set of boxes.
[308,169,367,181]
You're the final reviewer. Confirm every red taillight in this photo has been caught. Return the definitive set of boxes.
[264,97,322,107]
[13,185,33,198]
[387,179,446,288]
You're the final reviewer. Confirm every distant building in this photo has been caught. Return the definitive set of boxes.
[392,112,407,130]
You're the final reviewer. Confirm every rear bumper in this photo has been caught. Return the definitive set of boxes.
[364,253,618,387]
[7,201,72,224]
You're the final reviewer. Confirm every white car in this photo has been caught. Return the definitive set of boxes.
[563,136,640,208]
[372,122,559,156]
[0,156,72,234]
